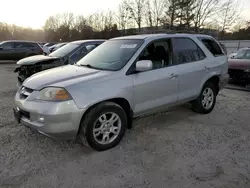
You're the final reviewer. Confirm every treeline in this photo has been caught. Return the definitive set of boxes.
[0,0,249,42]
[0,23,44,41]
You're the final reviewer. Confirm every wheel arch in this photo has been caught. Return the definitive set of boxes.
[77,97,133,135]
[200,74,220,95]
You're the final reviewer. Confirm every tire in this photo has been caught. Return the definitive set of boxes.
[192,82,217,114]
[79,102,127,151]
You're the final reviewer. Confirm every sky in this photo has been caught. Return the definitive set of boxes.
[0,0,249,29]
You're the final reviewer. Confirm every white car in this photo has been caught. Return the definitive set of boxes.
[43,43,57,55]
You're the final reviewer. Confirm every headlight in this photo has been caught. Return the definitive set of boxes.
[244,69,250,73]
[36,87,72,101]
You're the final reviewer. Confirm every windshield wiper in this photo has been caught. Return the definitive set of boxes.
[79,64,108,71]
[80,64,95,68]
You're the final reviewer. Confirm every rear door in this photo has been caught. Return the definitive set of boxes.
[13,42,36,60]
[171,37,207,102]
[198,37,228,76]
[0,42,14,60]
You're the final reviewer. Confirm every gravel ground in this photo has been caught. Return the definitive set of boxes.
[1,64,250,188]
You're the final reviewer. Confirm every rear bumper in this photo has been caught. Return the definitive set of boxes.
[219,73,229,90]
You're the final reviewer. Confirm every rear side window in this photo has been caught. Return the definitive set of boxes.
[1,42,14,49]
[86,44,97,52]
[15,42,35,49]
[199,38,224,56]
[172,37,206,64]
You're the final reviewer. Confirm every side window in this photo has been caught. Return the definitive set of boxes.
[1,42,13,49]
[138,39,172,70]
[86,44,97,52]
[69,45,90,64]
[15,42,34,49]
[172,38,206,65]
[200,38,224,56]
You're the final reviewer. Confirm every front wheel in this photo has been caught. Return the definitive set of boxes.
[192,82,217,114]
[79,102,127,151]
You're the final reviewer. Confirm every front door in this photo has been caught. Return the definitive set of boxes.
[13,42,35,60]
[131,39,179,116]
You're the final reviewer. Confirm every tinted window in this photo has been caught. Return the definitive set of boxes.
[0,42,13,49]
[200,38,223,56]
[49,43,80,57]
[15,42,34,48]
[172,38,206,64]
[69,45,93,64]
[138,39,172,69]
[77,39,144,71]
[86,44,97,52]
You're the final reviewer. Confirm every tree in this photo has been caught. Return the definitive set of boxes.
[219,0,241,37]
[193,0,220,32]
[167,0,180,30]
[145,0,167,28]
[176,0,196,28]
[117,0,130,35]
[125,0,146,31]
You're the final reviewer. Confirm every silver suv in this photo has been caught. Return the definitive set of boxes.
[14,34,229,151]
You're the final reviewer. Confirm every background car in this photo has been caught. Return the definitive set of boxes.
[228,48,250,84]
[38,42,47,48]
[0,40,43,61]
[14,39,105,85]
[42,42,57,55]
[49,42,67,53]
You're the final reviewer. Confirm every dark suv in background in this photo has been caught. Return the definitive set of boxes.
[0,40,43,61]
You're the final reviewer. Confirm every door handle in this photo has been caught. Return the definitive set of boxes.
[204,66,210,71]
[169,73,178,79]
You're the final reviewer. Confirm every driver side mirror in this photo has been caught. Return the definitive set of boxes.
[136,60,153,72]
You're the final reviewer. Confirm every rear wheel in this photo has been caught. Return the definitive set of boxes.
[79,102,127,151]
[192,82,217,114]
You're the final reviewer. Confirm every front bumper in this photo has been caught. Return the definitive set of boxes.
[14,92,85,140]
[219,73,229,90]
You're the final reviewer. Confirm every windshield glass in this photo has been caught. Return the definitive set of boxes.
[49,43,79,57]
[77,39,144,71]
[234,49,250,59]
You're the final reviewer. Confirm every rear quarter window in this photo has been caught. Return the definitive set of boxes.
[199,38,224,56]
[15,42,36,49]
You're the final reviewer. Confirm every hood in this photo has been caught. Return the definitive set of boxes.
[228,59,250,70]
[23,65,109,90]
[17,55,59,65]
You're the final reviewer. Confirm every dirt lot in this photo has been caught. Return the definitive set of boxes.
[1,64,250,188]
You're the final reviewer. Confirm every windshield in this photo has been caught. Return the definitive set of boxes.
[77,39,144,71]
[233,49,250,59]
[49,43,79,57]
